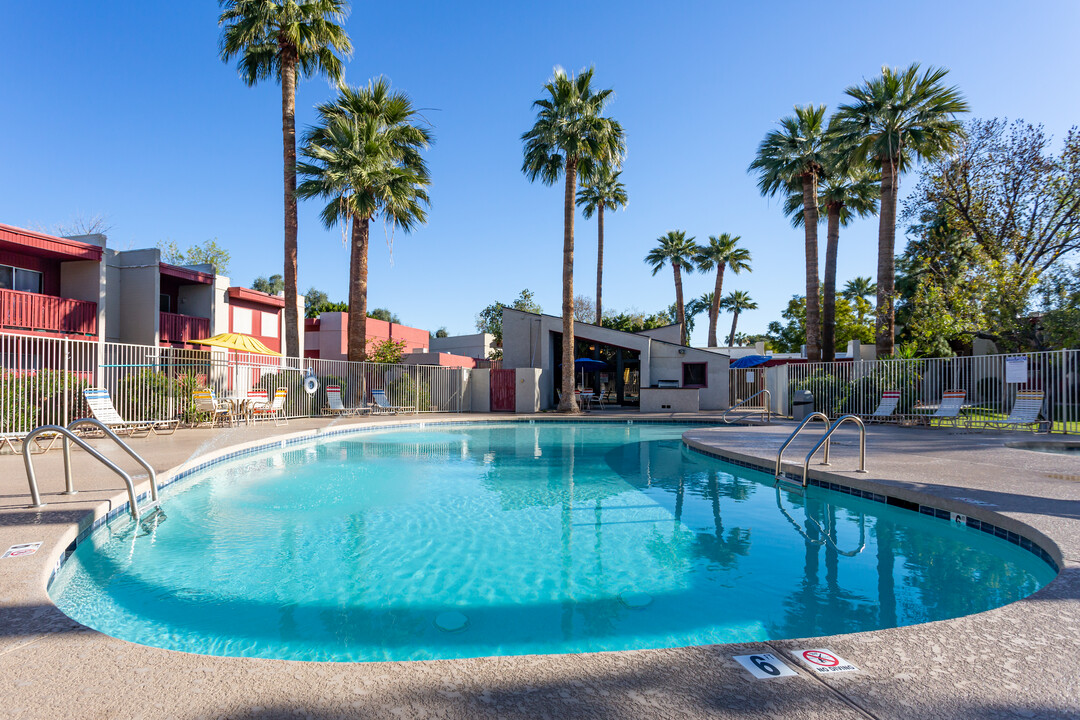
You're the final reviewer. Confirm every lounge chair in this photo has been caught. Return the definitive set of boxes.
[982,390,1051,433]
[192,389,235,428]
[370,388,415,415]
[82,387,178,436]
[0,431,60,456]
[903,390,968,428]
[862,390,901,424]
[252,387,288,425]
[323,385,367,416]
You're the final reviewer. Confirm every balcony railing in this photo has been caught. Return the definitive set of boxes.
[160,311,209,344]
[0,288,97,335]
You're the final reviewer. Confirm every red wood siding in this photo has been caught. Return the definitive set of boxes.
[491,369,516,412]
[0,250,61,295]
[160,311,209,344]
[0,288,97,335]
[0,223,103,261]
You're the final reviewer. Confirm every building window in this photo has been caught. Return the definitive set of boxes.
[233,307,252,334]
[0,265,43,294]
[262,311,278,338]
[682,362,708,388]
[159,294,171,313]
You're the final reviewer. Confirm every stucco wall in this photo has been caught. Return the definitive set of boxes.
[430,333,495,359]
[106,248,159,345]
[514,367,541,413]
[470,369,490,413]
[640,388,700,413]
[60,259,105,338]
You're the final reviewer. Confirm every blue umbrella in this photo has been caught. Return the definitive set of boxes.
[559,357,608,390]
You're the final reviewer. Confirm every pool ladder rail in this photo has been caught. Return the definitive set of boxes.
[723,389,771,424]
[23,418,161,521]
[775,413,868,488]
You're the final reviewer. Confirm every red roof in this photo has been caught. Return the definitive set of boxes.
[0,223,103,261]
[159,263,214,284]
[227,286,286,308]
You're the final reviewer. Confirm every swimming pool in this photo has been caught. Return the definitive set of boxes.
[50,422,1056,662]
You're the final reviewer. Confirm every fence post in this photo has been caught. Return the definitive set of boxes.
[62,337,70,427]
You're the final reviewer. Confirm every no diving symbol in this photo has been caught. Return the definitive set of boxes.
[802,650,839,667]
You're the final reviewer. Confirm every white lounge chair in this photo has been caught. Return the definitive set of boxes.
[192,389,235,428]
[904,390,968,428]
[982,390,1051,433]
[370,389,415,415]
[862,390,901,424]
[82,387,178,436]
[323,385,367,416]
[252,387,288,425]
[0,431,60,456]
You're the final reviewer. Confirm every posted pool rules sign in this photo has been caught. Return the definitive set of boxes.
[794,648,858,674]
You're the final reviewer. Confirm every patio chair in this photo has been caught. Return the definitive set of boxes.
[903,390,968,428]
[862,390,901,424]
[370,388,415,415]
[323,385,367,416]
[192,389,235,428]
[82,387,178,436]
[0,431,61,456]
[252,387,289,426]
[982,390,1051,434]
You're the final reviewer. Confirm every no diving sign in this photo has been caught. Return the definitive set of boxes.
[2,542,43,559]
[794,648,858,674]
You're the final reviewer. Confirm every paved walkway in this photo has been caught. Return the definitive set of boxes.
[0,414,1077,719]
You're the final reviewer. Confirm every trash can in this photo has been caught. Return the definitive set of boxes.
[792,389,814,421]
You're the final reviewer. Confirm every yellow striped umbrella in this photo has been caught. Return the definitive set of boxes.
[191,332,282,356]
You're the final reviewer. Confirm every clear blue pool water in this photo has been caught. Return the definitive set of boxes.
[51,423,1055,662]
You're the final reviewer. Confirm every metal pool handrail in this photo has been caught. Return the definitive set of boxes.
[23,419,159,520]
[801,414,868,487]
[775,412,830,480]
[723,389,771,424]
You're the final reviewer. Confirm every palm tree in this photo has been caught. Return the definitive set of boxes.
[522,67,625,413]
[218,0,352,358]
[842,276,877,326]
[576,166,628,325]
[296,79,432,362]
[695,234,752,347]
[749,105,829,360]
[720,291,758,348]
[784,165,878,359]
[830,64,969,357]
[645,231,700,345]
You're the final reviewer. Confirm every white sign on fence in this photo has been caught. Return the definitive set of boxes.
[1005,356,1028,384]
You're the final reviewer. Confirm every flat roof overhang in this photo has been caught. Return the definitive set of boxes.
[159,263,214,284]
[0,223,103,262]
[227,286,286,308]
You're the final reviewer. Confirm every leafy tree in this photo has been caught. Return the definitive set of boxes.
[296,79,432,361]
[830,64,969,357]
[577,166,628,324]
[158,238,231,275]
[367,337,407,363]
[307,300,348,317]
[367,307,401,324]
[645,230,700,345]
[522,66,625,412]
[600,308,672,333]
[783,164,878,360]
[1037,263,1080,349]
[218,0,352,357]
[842,276,877,326]
[304,287,329,312]
[253,274,285,294]
[750,104,829,360]
[766,294,873,355]
[695,234,752,347]
[719,290,758,348]
[475,289,543,346]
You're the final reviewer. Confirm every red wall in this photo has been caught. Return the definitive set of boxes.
[0,249,61,295]
[228,296,282,352]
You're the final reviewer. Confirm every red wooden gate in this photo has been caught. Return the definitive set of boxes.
[491,369,516,412]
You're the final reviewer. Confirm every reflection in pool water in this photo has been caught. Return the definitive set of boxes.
[51,423,1055,662]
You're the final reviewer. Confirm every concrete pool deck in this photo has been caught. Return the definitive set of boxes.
[0,413,1077,719]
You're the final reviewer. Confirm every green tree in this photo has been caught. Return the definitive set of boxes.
[601,308,671,333]
[367,337,407,363]
[766,294,873,355]
[218,0,352,357]
[296,79,432,361]
[253,274,285,294]
[784,164,879,360]
[841,276,877,326]
[158,238,232,275]
[307,299,348,317]
[695,234,752,347]
[645,230,700,345]
[367,307,401,324]
[719,290,758,348]
[475,289,543,346]
[830,63,969,356]
[304,287,330,314]
[434,327,449,338]
[750,104,829,360]
[522,66,625,412]
[576,166,628,325]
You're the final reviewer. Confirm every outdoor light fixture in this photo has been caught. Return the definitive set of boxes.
[678,348,686,355]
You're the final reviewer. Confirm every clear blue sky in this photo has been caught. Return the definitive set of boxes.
[3,1,1078,344]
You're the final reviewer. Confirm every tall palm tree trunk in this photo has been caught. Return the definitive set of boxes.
[558,160,579,413]
[281,53,300,358]
[709,265,726,347]
[801,174,822,361]
[595,202,605,326]
[347,214,370,363]
[876,158,899,357]
[822,205,840,362]
[727,311,740,348]
[673,263,686,345]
